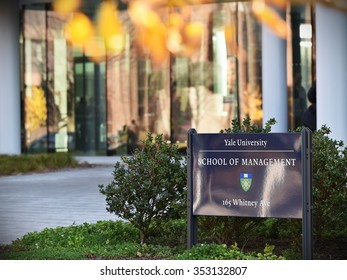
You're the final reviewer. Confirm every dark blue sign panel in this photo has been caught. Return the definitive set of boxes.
[191,133,303,218]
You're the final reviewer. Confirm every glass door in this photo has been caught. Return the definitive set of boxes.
[74,57,106,155]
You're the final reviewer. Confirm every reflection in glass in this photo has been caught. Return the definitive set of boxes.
[22,1,311,155]
[171,2,262,144]
[290,4,313,130]
[23,10,48,153]
[74,58,106,154]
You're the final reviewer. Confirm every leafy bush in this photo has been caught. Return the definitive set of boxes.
[311,125,347,238]
[147,218,186,245]
[99,133,187,243]
[176,243,284,260]
[9,220,138,251]
[220,116,276,134]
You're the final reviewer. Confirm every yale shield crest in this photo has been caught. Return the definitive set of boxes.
[240,173,252,192]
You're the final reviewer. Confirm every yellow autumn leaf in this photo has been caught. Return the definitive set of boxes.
[97,0,123,39]
[225,24,235,45]
[53,0,81,14]
[252,2,287,38]
[225,24,238,54]
[105,34,125,55]
[146,0,167,5]
[167,0,187,8]
[84,37,106,63]
[265,0,288,9]
[188,0,213,4]
[136,24,169,66]
[135,26,151,54]
[242,84,263,123]
[147,24,169,67]
[128,1,161,29]
[168,12,184,30]
[65,12,94,44]
[182,21,204,53]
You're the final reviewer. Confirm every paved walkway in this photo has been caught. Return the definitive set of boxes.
[0,156,122,245]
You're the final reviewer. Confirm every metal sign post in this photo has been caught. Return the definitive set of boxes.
[187,129,197,249]
[302,127,313,259]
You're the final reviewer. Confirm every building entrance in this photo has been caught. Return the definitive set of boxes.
[74,58,107,155]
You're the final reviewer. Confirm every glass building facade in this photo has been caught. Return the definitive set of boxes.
[20,1,313,155]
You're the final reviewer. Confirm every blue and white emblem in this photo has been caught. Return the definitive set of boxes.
[240,173,252,192]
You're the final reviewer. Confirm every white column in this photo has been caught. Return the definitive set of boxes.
[0,0,21,155]
[316,4,347,143]
[261,15,287,132]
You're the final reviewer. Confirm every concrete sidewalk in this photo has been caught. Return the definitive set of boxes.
[0,157,122,245]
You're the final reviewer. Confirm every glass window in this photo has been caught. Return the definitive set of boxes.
[47,11,71,153]
[23,5,107,155]
[22,1,315,155]
[106,10,171,155]
[74,57,107,155]
[23,9,48,153]
[171,2,262,146]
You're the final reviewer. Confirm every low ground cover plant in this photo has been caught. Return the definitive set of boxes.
[176,243,284,260]
[0,153,78,175]
[0,220,285,260]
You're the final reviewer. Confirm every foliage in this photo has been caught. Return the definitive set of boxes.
[0,153,78,175]
[25,86,47,131]
[220,116,276,134]
[175,243,284,260]
[9,220,138,251]
[147,218,187,246]
[198,216,262,245]
[310,125,347,238]
[99,133,187,243]
[0,248,87,260]
[0,220,288,260]
[0,221,145,260]
[241,85,263,124]
[52,0,292,67]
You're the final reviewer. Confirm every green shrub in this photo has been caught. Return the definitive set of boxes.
[176,243,284,260]
[220,116,276,134]
[147,218,186,245]
[0,248,87,260]
[311,125,347,238]
[99,133,187,244]
[10,220,138,251]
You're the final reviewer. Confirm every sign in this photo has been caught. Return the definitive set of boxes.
[187,128,313,259]
[191,133,303,219]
